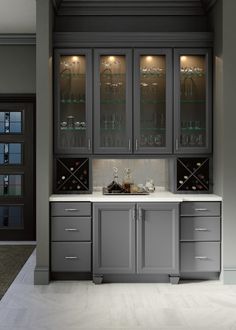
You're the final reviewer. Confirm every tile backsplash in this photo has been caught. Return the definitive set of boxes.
[92,159,168,189]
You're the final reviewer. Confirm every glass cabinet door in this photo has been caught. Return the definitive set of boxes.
[174,49,212,154]
[54,49,92,154]
[94,49,132,154]
[134,49,172,154]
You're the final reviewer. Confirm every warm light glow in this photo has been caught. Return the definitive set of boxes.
[146,56,153,62]
[72,56,79,62]
[109,56,115,62]
[181,56,187,62]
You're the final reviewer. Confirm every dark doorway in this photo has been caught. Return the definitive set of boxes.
[0,95,35,241]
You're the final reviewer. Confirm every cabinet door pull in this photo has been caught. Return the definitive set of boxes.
[65,228,79,232]
[195,208,208,212]
[135,139,138,151]
[65,256,79,260]
[64,208,78,212]
[195,256,208,260]
[88,138,91,150]
[194,227,208,232]
[132,208,136,221]
[128,139,131,151]
[138,208,142,221]
[175,138,179,150]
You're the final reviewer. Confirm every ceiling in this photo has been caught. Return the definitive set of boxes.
[0,0,36,33]
[0,0,216,34]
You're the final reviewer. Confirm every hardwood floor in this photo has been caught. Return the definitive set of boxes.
[1,251,236,330]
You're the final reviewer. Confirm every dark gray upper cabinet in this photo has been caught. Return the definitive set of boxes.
[94,49,133,154]
[54,49,93,154]
[174,48,212,154]
[137,203,179,274]
[134,49,173,154]
[93,202,136,274]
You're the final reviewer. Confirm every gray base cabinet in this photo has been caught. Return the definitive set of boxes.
[93,202,179,283]
[137,203,179,274]
[180,202,221,276]
[93,203,136,274]
[51,202,92,274]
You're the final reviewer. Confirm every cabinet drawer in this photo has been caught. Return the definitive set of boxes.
[51,217,91,241]
[51,202,91,217]
[51,242,91,272]
[181,242,220,272]
[181,202,221,217]
[181,217,220,241]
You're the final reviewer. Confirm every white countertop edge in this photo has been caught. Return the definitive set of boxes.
[49,191,222,202]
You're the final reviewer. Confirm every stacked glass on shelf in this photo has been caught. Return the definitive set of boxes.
[139,55,166,148]
[179,55,206,149]
[100,55,126,148]
[59,55,87,148]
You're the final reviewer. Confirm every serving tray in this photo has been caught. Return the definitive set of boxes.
[102,187,149,195]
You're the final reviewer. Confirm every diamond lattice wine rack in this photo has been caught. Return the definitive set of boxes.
[54,157,91,194]
[176,157,211,193]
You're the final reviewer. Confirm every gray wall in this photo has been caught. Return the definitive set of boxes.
[0,45,35,93]
[221,0,236,284]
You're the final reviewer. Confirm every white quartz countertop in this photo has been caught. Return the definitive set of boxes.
[49,191,222,202]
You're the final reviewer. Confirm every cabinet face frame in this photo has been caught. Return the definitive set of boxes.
[174,48,212,154]
[94,48,133,154]
[133,48,173,154]
[54,48,93,154]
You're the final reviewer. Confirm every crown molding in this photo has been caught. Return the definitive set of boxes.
[54,32,213,48]
[0,34,36,45]
[57,0,206,16]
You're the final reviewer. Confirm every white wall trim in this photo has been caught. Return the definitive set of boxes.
[223,268,236,284]
[0,34,36,45]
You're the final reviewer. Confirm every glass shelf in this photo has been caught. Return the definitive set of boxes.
[141,100,165,105]
[101,99,126,105]
[180,100,205,104]
[60,99,85,104]
[100,73,126,77]
[181,127,205,131]
[60,73,86,79]
[141,127,166,131]
[101,127,125,132]
[60,127,86,131]
[140,72,166,78]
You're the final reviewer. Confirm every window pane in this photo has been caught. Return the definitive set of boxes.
[0,174,22,196]
[0,111,22,134]
[0,143,22,165]
[0,206,23,229]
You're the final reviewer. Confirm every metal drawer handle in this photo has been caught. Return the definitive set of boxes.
[64,208,79,212]
[195,208,208,211]
[65,228,79,232]
[195,256,208,260]
[65,256,79,260]
[194,227,209,232]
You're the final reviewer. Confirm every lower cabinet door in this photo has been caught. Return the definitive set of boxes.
[137,203,179,274]
[181,242,220,272]
[51,242,91,272]
[93,203,136,274]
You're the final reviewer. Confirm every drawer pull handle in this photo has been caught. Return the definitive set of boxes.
[195,256,208,260]
[65,228,79,232]
[194,227,209,232]
[65,256,78,260]
[195,208,208,212]
[64,208,79,212]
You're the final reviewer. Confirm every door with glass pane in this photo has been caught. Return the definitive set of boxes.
[174,49,212,154]
[94,49,132,154]
[54,49,92,154]
[0,99,35,240]
[134,49,172,154]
